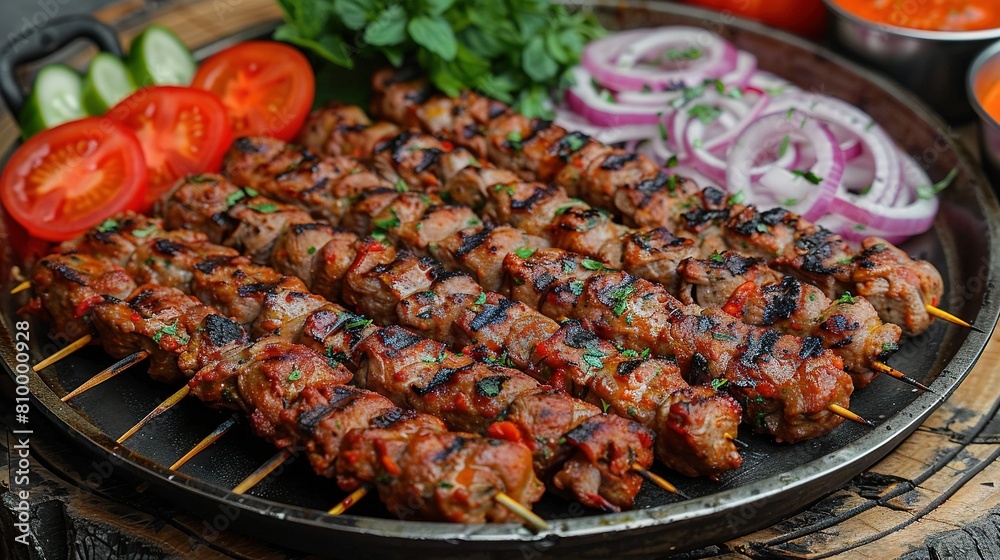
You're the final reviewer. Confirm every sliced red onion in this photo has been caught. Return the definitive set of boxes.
[565,67,665,126]
[719,51,757,89]
[727,111,843,222]
[582,27,738,92]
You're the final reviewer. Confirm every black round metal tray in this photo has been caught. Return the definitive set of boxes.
[2,1,998,558]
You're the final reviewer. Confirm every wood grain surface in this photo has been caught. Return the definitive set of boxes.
[2,0,1000,558]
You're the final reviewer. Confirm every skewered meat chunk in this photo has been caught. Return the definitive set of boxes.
[27,253,136,342]
[366,71,944,336]
[36,237,547,525]
[504,248,853,443]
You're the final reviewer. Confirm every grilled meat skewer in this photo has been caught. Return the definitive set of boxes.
[213,140,852,444]
[293,108,901,389]
[29,261,544,523]
[35,213,653,512]
[164,174,739,478]
[362,73,944,336]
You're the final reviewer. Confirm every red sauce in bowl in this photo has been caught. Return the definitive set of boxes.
[833,0,1000,31]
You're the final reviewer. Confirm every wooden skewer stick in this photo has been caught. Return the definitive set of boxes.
[170,415,239,471]
[33,334,93,371]
[926,304,982,332]
[872,362,934,393]
[61,351,149,402]
[494,491,549,532]
[328,486,370,516]
[10,280,31,294]
[632,462,681,496]
[116,385,191,444]
[828,404,875,427]
[232,449,293,495]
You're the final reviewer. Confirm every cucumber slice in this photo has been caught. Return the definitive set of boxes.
[128,25,196,87]
[82,52,136,115]
[18,64,85,138]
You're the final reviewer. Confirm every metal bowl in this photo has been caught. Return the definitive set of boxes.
[969,39,1000,187]
[822,0,1000,122]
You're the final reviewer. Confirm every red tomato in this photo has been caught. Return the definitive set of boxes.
[191,41,316,142]
[682,0,827,37]
[0,117,147,242]
[107,86,233,209]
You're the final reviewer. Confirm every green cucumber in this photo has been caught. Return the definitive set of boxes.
[18,64,85,138]
[128,25,196,87]
[82,52,136,115]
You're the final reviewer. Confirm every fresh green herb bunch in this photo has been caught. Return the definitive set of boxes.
[274,0,604,117]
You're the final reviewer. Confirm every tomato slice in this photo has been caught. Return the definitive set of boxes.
[107,86,233,209]
[0,117,147,242]
[191,41,315,142]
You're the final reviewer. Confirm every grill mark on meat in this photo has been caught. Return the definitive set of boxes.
[153,239,183,256]
[714,253,759,276]
[204,314,243,346]
[469,298,517,331]
[761,276,802,325]
[740,330,782,367]
[488,104,506,119]
[371,407,417,428]
[302,177,330,195]
[562,321,598,349]
[600,153,639,170]
[381,328,422,351]
[210,212,237,229]
[856,242,888,269]
[617,360,642,377]
[462,123,478,139]
[384,66,422,85]
[129,288,157,308]
[554,131,590,161]
[731,208,790,237]
[404,87,432,105]
[42,260,87,286]
[799,336,825,359]
[830,337,853,348]
[296,386,363,433]
[691,352,710,380]
[703,186,727,207]
[532,271,556,292]
[233,137,261,154]
[683,208,730,226]
[822,314,851,334]
[375,131,413,158]
[292,223,327,234]
[237,282,278,297]
[433,435,468,461]
[411,364,470,396]
[509,184,557,211]
[695,316,716,333]
[635,173,670,207]
[195,256,238,274]
[596,276,637,309]
[796,228,841,275]
[454,226,492,259]
[414,149,443,174]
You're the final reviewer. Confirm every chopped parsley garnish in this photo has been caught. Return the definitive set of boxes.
[438,481,454,489]
[131,224,158,238]
[97,219,118,233]
[710,253,724,263]
[665,155,679,168]
[395,179,408,193]
[562,259,577,273]
[658,121,669,141]
[580,258,604,271]
[506,130,523,151]
[882,342,899,353]
[244,187,259,197]
[249,202,279,213]
[373,210,401,231]
[610,285,635,316]
[778,135,790,158]
[621,348,639,358]
[837,292,858,304]
[225,189,247,207]
[790,169,823,185]
[152,320,180,343]
[288,369,303,382]
[475,376,504,398]
[472,293,486,306]
[781,198,798,206]
[641,348,650,358]
[345,317,373,330]
[307,246,317,255]
[666,174,678,191]
[582,346,606,370]
[514,246,535,259]
[688,104,723,125]
[916,168,958,200]
[836,256,854,265]
[600,399,612,413]
[563,134,586,152]
[568,280,585,296]
[727,190,746,205]
[711,332,736,341]
[711,378,729,391]
[664,46,702,61]
[756,223,769,234]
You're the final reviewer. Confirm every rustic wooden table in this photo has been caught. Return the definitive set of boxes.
[2,1,1000,558]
